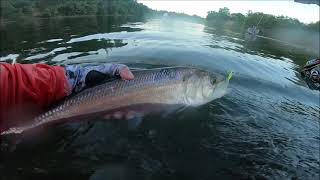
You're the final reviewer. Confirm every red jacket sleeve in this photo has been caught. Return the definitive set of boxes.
[0,63,71,133]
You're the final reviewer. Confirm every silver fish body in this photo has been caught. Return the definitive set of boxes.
[1,67,230,135]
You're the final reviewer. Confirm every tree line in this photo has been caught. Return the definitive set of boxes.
[1,0,151,21]
[206,7,319,35]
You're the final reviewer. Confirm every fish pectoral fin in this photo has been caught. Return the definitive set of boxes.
[101,111,144,129]
[102,112,124,120]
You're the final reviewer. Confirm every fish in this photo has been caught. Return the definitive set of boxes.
[1,67,232,135]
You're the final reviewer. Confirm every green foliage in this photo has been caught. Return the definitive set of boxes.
[1,0,150,21]
[150,10,204,24]
[206,7,319,35]
[307,21,320,31]
[94,0,151,21]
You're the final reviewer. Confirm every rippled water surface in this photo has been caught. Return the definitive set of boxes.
[1,17,319,180]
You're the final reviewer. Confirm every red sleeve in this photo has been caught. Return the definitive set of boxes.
[0,63,71,133]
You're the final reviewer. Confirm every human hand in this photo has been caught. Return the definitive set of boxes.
[119,67,134,80]
[66,63,135,93]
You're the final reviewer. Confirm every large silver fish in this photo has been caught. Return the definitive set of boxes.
[1,67,232,135]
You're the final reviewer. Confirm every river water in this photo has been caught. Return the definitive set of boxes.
[1,17,319,180]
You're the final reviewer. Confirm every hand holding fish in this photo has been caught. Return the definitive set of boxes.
[65,63,135,93]
[119,67,134,80]
[0,62,135,133]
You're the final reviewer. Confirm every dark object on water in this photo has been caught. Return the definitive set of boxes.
[245,26,260,41]
[300,58,320,90]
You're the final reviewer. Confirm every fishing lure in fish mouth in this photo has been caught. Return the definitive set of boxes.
[227,71,233,81]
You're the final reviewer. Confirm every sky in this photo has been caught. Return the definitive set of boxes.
[138,0,320,24]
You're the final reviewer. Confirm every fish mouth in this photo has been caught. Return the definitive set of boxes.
[210,76,230,100]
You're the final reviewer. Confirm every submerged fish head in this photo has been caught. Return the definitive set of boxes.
[182,69,229,106]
